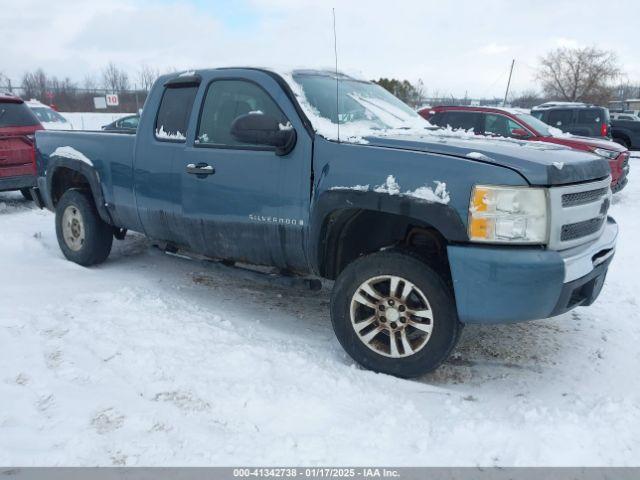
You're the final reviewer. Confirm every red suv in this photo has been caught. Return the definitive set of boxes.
[419,106,629,192]
[0,93,43,199]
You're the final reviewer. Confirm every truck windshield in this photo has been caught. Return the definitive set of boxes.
[290,72,429,138]
[516,113,552,137]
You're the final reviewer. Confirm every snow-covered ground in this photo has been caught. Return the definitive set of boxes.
[0,164,639,466]
[61,112,135,131]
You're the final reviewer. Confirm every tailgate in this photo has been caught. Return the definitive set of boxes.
[0,132,36,178]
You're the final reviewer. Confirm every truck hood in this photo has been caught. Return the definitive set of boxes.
[363,133,610,186]
[545,134,626,152]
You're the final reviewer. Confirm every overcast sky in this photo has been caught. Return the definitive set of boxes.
[2,0,639,99]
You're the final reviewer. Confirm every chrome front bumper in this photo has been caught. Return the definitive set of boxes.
[561,216,618,283]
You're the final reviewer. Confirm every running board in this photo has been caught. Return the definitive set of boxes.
[158,244,322,291]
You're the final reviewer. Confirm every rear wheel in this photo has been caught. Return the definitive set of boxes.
[55,189,113,266]
[20,188,33,201]
[330,250,461,378]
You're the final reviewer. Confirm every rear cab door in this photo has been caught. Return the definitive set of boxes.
[178,69,313,270]
[133,76,200,244]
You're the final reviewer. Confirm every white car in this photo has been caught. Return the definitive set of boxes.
[25,100,74,130]
[611,112,640,121]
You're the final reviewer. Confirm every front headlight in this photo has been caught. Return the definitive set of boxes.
[593,148,618,160]
[468,185,548,244]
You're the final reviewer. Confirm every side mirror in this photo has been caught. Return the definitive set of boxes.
[511,128,530,138]
[230,113,297,156]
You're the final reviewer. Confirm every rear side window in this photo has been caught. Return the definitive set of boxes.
[196,80,288,147]
[547,109,574,128]
[155,86,198,141]
[531,110,544,120]
[440,111,481,133]
[483,114,523,137]
[0,102,40,128]
[427,112,446,127]
[577,109,603,124]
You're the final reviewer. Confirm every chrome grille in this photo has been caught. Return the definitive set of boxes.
[561,187,608,207]
[548,177,612,250]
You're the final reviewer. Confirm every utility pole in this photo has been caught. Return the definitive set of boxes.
[503,59,515,107]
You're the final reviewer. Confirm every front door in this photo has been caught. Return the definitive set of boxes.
[179,72,312,270]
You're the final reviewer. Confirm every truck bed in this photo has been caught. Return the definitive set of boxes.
[35,129,137,226]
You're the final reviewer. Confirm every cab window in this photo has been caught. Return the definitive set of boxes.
[483,114,524,138]
[440,111,481,133]
[197,80,288,147]
[155,86,198,141]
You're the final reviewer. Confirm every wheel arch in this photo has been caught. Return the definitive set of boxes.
[47,157,112,225]
[310,190,467,280]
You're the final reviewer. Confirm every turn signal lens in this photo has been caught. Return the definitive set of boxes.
[468,185,548,244]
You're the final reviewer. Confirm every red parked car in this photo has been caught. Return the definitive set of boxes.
[0,93,43,199]
[419,105,629,192]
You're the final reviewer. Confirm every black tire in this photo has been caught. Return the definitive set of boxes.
[20,188,33,201]
[330,250,461,378]
[55,189,113,266]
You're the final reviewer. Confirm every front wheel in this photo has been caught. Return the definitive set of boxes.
[55,189,113,266]
[330,250,461,378]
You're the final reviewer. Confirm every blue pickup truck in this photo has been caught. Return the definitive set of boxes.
[32,68,618,377]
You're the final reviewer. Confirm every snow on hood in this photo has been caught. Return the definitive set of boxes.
[51,146,93,166]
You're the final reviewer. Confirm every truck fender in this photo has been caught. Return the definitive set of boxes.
[46,156,113,225]
[309,189,468,276]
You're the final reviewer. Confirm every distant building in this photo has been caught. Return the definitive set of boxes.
[609,99,640,111]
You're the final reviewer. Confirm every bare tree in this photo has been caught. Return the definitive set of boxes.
[22,69,49,100]
[137,64,160,92]
[613,82,640,101]
[536,47,621,105]
[102,62,130,92]
[510,89,548,109]
[83,74,99,92]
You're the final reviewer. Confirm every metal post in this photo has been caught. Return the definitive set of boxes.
[503,59,515,107]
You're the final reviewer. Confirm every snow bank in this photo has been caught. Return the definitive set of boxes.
[0,160,639,466]
[61,112,135,131]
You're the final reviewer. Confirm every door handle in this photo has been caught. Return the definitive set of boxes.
[186,163,215,176]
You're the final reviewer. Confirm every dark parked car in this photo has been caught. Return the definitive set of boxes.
[531,102,611,139]
[611,118,640,149]
[0,93,43,199]
[32,68,617,378]
[419,105,629,192]
[102,114,140,132]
